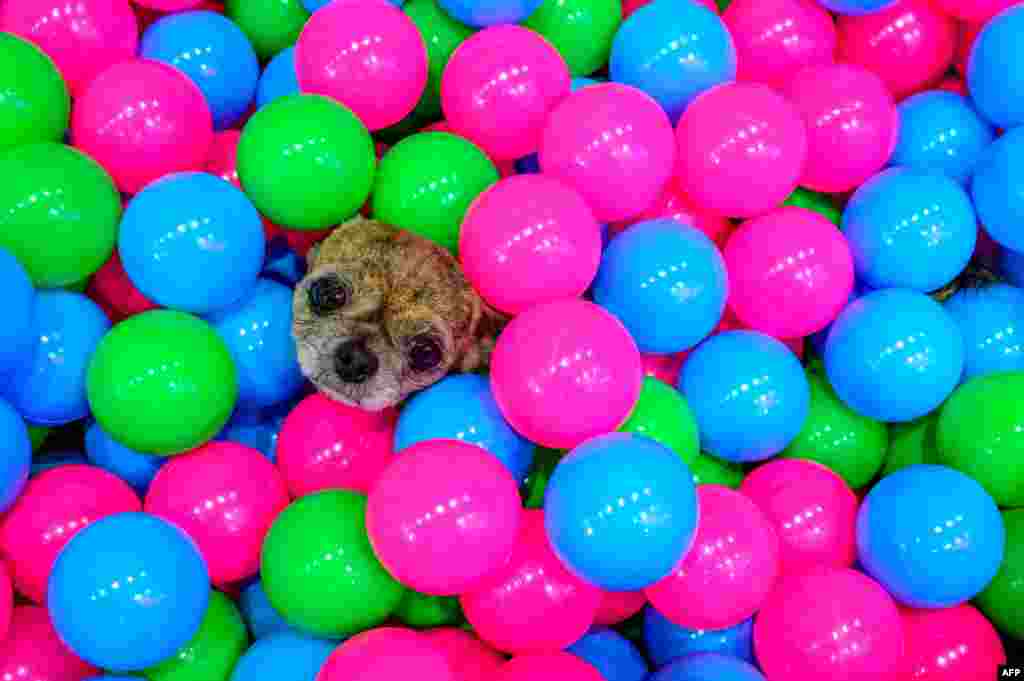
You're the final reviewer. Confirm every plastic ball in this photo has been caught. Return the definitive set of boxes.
[88,251,160,324]
[403,0,475,117]
[968,5,1024,129]
[901,604,1005,680]
[783,63,897,193]
[640,353,686,389]
[0,606,97,681]
[256,47,299,110]
[140,11,259,131]
[494,653,604,681]
[648,653,765,681]
[260,490,405,638]
[460,510,601,654]
[460,174,601,313]
[87,310,238,455]
[609,0,735,123]
[540,83,675,222]
[490,298,642,449]
[0,33,69,152]
[134,0,202,11]
[225,0,309,60]
[643,608,754,668]
[680,331,809,462]
[85,422,166,495]
[0,143,120,288]
[617,377,699,464]
[296,0,427,131]
[819,0,897,13]
[976,509,1024,638]
[824,288,963,422]
[0,248,33,374]
[71,59,214,195]
[228,632,336,681]
[372,132,498,253]
[237,94,375,230]
[393,590,461,629]
[722,0,835,89]
[971,126,1024,253]
[522,0,621,77]
[645,485,779,630]
[277,393,397,496]
[48,512,210,672]
[857,464,1005,608]
[890,91,995,185]
[318,629,454,681]
[238,578,294,640]
[594,591,646,626]
[566,628,647,681]
[423,628,504,681]
[144,590,246,681]
[944,283,1024,381]
[441,25,570,161]
[119,172,265,316]
[633,181,732,247]
[437,0,542,27]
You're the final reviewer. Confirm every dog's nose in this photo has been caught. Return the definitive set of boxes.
[334,340,379,384]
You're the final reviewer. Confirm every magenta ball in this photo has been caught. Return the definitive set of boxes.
[645,485,780,631]
[441,25,570,161]
[0,606,96,680]
[490,298,643,450]
[144,441,290,585]
[901,604,1006,680]
[495,653,604,681]
[296,0,427,131]
[71,58,214,195]
[740,459,858,576]
[754,568,904,681]
[540,83,675,223]
[460,175,603,315]
[675,82,807,218]
[422,628,505,681]
[783,63,897,194]
[724,206,854,338]
[460,510,601,654]
[633,180,733,247]
[319,628,455,681]
[367,439,522,596]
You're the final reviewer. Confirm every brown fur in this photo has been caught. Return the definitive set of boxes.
[293,216,504,410]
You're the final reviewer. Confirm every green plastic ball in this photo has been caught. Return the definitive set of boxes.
[372,132,498,253]
[0,143,119,288]
[0,34,69,152]
[782,187,842,226]
[618,377,699,465]
[238,94,376,230]
[523,0,621,76]
[936,371,1024,507]
[689,452,745,489]
[225,0,309,60]
[522,446,563,509]
[394,590,463,629]
[975,509,1024,637]
[260,490,405,638]
[28,425,49,452]
[780,370,887,489]
[144,591,247,681]
[404,0,475,120]
[882,414,939,476]
[86,311,238,456]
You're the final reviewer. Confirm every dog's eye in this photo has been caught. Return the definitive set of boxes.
[408,335,443,372]
[307,275,348,315]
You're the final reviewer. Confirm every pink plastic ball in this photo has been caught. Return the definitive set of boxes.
[495,653,604,681]
[0,562,10,641]
[0,0,138,98]
[87,251,159,324]
[931,0,1014,22]
[740,459,858,576]
[675,83,808,219]
[782,63,897,193]
[938,76,968,95]
[645,484,780,630]
[295,0,428,131]
[441,26,570,161]
[901,604,1006,680]
[71,58,214,195]
[460,510,601,654]
[723,206,854,338]
[539,83,675,223]
[276,394,398,497]
[0,606,98,681]
[836,0,958,101]
[723,0,836,89]
[593,590,647,626]
[633,180,732,247]
[0,465,140,604]
[490,298,643,450]
[367,440,522,596]
[460,175,603,315]
[956,22,983,77]
[755,568,905,681]
[422,628,505,681]
[144,441,289,585]
[641,353,687,387]
[319,628,455,681]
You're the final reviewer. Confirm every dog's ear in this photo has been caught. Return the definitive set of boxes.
[458,297,508,373]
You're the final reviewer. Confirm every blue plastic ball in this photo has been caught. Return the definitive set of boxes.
[85,422,166,495]
[0,397,30,512]
[680,331,809,462]
[943,283,1024,381]
[3,291,110,425]
[544,432,698,591]
[30,451,89,476]
[857,464,1005,608]
[119,172,265,316]
[592,218,728,354]
[571,76,603,91]
[48,512,211,672]
[643,607,754,668]
[140,11,260,130]
[842,167,976,292]
[809,279,875,356]
[968,4,1024,129]
[394,374,534,482]
[263,240,306,287]
[890,91,995,185]
[648,653,766,681]
[0,247,35,374]
[218,411,286,464]
[609,0,736,123]
[971,126,1024,253]
[228,632,336,681]
[256,47,300,110]
[825,288,964,422]
[567,627,648,681]
[437,0,542,27]
[817,0,897,13]
[1002,247,1024,288]
[239,578,293,639]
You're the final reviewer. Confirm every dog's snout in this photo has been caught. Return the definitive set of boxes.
[334,340,379,384]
